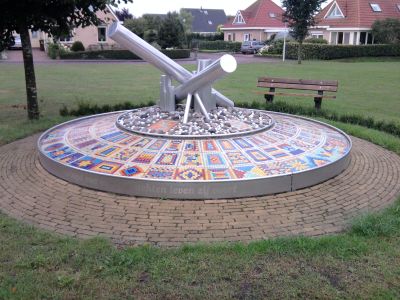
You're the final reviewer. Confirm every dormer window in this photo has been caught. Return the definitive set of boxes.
[370,3,382,12]
[208,20,213,25]
[396,4,400,11]
[233,11,245,24]
[203,10,208,15]
[269,12,276,18]
[326,3,345,19]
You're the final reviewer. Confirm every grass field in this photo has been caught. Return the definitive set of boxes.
[0,59,399,144]
[0,59,400,299]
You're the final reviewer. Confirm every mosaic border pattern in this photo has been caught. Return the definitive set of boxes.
[38,111,351,183]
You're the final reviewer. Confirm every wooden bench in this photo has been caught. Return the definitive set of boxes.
[256,77,338,109]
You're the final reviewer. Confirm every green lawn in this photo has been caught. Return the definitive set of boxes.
[0,59,399,144]
[0,59,400,299]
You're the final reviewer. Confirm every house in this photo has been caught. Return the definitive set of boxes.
[313,0,400,45]
[29,5,120,50]
[221,0,286,42]
[182,8,227,34]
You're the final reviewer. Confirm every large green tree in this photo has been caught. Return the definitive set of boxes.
[0,0,130,120]
[372,18,400,44]
[282,0,324,64]
[124,17,147,39]
[158,12,186,49]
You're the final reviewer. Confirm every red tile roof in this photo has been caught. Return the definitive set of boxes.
[316,0,400,28]
[222,0,285,29]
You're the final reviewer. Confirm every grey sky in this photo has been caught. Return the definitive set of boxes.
[118,0,283,18]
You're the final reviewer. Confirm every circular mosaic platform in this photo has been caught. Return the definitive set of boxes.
[37,110,352,199]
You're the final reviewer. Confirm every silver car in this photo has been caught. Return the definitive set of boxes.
[240,41,265,54]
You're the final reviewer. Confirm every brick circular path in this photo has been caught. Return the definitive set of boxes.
[0,134,399,246]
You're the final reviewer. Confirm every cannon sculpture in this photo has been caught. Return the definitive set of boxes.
[37,22,351,200]
[108,22,237,124]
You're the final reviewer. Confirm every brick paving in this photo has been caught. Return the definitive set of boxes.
[0,134,399,247]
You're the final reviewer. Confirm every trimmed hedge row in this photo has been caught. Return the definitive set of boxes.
[237,100,400,138]
[283,43,400,60]
[59,100,400,138]
[59,49,191,60]
[197,41,241,52]
[59,101,156,117]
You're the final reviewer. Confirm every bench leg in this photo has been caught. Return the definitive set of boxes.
[314,91,324,110]
[314,98,322,110]
[265,88,275,104]
[264,94,274,103]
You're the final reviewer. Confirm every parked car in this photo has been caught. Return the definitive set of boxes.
[240,41,265,54]
[8,35,22,50]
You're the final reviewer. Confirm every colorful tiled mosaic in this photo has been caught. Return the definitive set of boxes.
[39,112,351,182]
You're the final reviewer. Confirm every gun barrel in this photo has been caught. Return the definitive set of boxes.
[108,22,191,82]
[108,22,235,108]
[175,55,237,100]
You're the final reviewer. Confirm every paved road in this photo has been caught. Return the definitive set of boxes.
[1,48,281,65]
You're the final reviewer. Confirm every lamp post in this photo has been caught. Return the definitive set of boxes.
[283,22,287,62]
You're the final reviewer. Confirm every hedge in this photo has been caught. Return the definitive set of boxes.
[58,49,191,60]
[271,43,400,60]
[60,100,400,138]
[197,40,241,52]
[60,101,156,117]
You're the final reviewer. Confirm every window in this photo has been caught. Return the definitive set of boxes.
[370,3,382,12]
[59,32,73,42]
[98,26,106,42]
[228,34,232,41]
[330,32,337,44]
[233,11,245,24]
[367,33,373,44]
[203,10,208,15]
[312,34,324,39]
[397,4,400,11]
[326,3,344,18]
[344,32,350,44]
[269,12,276,18]
[208,20,213,25]
[360,32,367,44]
[31,31,38,39]
[244,33,251,41]
[353,32,358,45]
[337,32,344,44]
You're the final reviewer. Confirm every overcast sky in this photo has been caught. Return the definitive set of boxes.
[118,0,283,18]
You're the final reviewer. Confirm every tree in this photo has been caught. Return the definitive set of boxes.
[116,7,133,21]
[158,12,186,49]
[179,9,194,48]
[124,17,147,38]
[0,0,130,120]
[282,0,324,64]
[372,18,400,44]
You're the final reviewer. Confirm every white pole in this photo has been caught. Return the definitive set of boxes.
[283,23,287,62]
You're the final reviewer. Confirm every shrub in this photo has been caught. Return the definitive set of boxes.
[260,39,284,55]
[59,49,190,60]
[70,41,85,52]
[261,42,400,59]
[304,37,328,44]
[371,18,400,44]
[237,100,400,137]
[197,40,241,52]
[47,43,59,59]
[47,43,69,59]
[60,100,156,117]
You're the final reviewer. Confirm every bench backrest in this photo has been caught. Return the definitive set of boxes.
[258,77,338,92]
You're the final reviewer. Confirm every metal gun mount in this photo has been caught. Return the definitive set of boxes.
[108,22,237,123]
